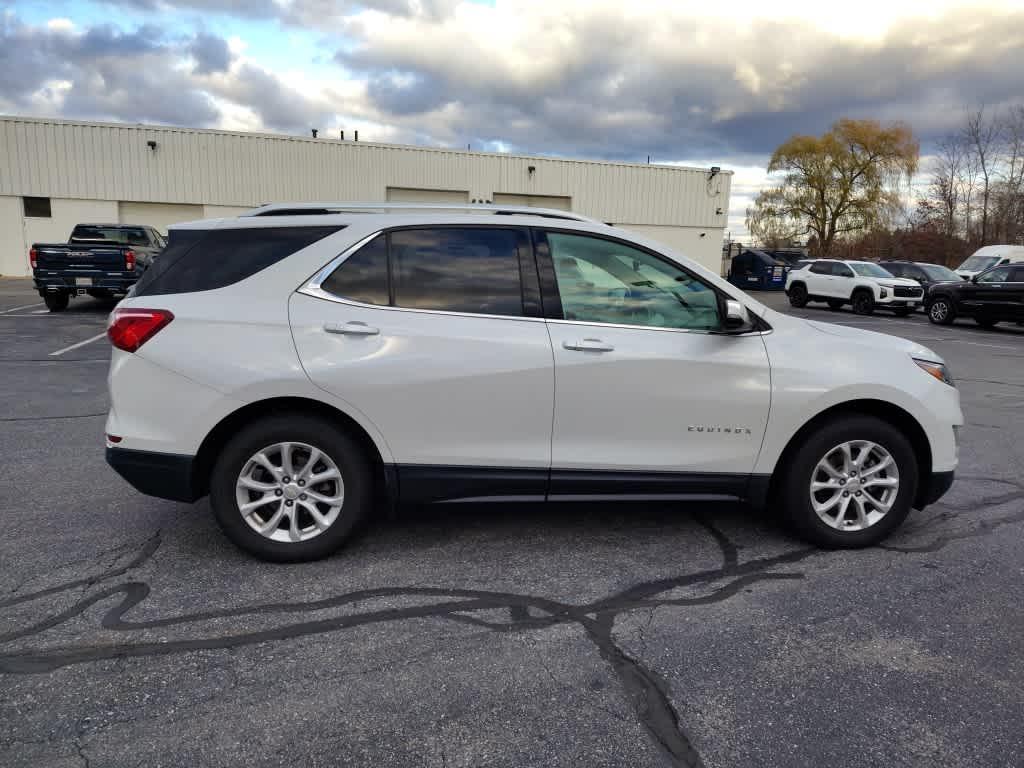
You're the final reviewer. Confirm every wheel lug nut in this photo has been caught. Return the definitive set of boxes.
[275,489,283,496]
[285,500,293,506]
[282,476,291,483]
[839,480,846,486]
[855,491,862,496]
[298,480,305,487]
[843,491,849,497]
[300,493,307,500]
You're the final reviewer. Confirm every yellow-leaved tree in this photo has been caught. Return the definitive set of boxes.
[746,119,919,257]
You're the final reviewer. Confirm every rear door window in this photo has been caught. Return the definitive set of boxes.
[809,262,832,275]
[134,226,342,296]
[390,228,525,316]
[321,234,389,305]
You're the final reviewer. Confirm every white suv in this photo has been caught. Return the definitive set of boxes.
[105,204,962,561]
[786,259,924,315]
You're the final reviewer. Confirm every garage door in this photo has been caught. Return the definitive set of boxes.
[118,202,204,235]
[492,193,572,211]
[386,188,469,203]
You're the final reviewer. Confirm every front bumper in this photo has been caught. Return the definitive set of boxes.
[106,447,201,503]
[916,470,955,508]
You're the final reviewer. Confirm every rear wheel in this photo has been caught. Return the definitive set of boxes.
[851,290,874,315]
[788,284,808,308]
[975,317,999,328]
[209,414,373,562]
[827,300,844,310]
[43,292,69,312]
[927,297,955,325]
[777,415,917,548]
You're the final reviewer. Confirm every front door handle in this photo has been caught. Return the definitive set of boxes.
[563,338,614,352]
[324,321,380,336]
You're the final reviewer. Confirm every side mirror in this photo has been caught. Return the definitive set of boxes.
[723,299,752,332]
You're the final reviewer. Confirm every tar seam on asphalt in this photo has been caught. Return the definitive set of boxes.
[3,483,1024,767]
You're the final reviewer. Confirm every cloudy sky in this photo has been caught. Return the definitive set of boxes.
[3,0,1023,237]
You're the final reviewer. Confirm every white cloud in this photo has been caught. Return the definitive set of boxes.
[46,18,74,31]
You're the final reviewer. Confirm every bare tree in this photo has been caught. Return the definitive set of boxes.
[928,136,964,237]
[963,106,1001,244]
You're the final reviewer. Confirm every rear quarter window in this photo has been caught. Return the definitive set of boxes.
[134,226,342,296]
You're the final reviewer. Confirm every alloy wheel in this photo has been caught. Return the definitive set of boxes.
[930,301,949,323]
[809,440,899,531]
[235,442,345,543]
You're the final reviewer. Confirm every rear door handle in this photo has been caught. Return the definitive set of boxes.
[563,338,614,352]
[324,321,379,336]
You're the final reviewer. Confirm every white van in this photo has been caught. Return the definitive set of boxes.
[955,245,1024,280]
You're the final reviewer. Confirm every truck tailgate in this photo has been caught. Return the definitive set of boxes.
[34,245,128,270]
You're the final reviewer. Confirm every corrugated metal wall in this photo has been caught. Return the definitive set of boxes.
[0,117,731,228]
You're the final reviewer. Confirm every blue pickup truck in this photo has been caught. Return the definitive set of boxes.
[31,223,165,311]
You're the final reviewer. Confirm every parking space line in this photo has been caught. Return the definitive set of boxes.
[49,332,108,357]
[31,309,49,314]
[0,302,44,314]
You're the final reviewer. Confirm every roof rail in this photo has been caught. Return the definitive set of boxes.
[240,202,603,225]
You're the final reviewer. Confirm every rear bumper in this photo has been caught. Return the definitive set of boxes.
[917,470,955,508]
[106,447,201,503]
[34,270,137,294]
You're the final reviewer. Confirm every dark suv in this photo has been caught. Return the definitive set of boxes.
[879,261,962,294]
[925,264,1024,328]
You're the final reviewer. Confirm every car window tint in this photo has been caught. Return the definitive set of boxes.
[546,232,720,330]
[390,228,524,316]
[977,266,1013,284]
[321,234,389,305]
[809,262,831,275]
[833,263,854,277]
[134,226,342,296]
[1010,266,1024,282]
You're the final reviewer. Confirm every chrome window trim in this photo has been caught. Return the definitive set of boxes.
[298,227,770,334]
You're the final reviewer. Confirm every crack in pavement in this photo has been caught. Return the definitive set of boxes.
[2,486,1023,767]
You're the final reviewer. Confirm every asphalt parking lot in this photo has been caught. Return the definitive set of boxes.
[1,278,1022,768]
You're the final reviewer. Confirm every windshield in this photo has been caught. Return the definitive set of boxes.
[70,226,149,246]
[919,264,960,281]
[849,262,894,278]
[958,255,1000,272]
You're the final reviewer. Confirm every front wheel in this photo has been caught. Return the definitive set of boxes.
[788,284,808,308]
[209,414,373,561]
[43,292,69,312]
[927,298,955,325]
[851,290,875,315]
[777,415,917,548]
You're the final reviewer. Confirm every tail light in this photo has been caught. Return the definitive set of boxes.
[107,308,174,352]
[29,248,37,269]
[125,250,136,271]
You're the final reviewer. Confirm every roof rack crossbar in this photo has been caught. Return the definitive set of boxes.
[241,202,602,225]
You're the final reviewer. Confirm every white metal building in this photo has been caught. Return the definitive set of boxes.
[0,116,732,278]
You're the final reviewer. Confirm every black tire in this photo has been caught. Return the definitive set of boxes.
[43,292,69,312]
[777,415,918,548]
[927,297,955,325]
[975,317,998,329]
[851,290,874,315]
[892,308,912,318]
[209,413,373,562]
[788,283,808,308]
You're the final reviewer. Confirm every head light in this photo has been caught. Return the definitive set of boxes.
[914,358,954,387]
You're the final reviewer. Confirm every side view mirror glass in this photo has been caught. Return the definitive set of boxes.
[724,299,752,332]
